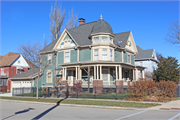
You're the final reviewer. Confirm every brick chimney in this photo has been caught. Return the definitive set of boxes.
[79,18,85,25]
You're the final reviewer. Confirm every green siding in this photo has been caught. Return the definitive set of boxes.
[131,54,134,65]
[70,50,77,63]
[115,50,122,62]
[124,52,127,63]
[79,48,91,62]
[58,52,64,64]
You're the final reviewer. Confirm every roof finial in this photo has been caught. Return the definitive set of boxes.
[100,14,103,19]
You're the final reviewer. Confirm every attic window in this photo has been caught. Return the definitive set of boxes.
[18,60,20,63]
[94,37,99,42]
[102,36,107,42]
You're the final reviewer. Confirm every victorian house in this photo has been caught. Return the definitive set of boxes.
[38,16,145,89]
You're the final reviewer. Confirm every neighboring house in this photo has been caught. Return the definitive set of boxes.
[10,68,39,93]
[0,52,37,92]
[38,16,145,89]
[135,46,158,80]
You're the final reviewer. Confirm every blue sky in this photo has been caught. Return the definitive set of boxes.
[0,1,179,61]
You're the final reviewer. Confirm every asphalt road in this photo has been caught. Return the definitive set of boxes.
[0,100,180,120]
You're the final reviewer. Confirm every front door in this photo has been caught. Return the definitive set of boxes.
[102,70,108,85]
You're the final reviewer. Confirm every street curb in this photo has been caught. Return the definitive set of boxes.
[0,99,147,111]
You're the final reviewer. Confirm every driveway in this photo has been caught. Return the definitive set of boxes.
[0,93,12,97]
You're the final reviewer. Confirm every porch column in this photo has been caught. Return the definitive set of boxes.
[100,65,102,80]
[62,67,64,80]
[78,66,80,80]
[116,66,118,80]
[135,68,138,81]
[97,65,99,80]
[80,69,82,80]
[76,67,77,80]
[65,67,67,80]
[142,70,145,78]
[94,66,96,79]
[119,65,122,80]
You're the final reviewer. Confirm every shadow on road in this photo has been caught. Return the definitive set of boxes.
[2,108,35,120]
[31,98,66,120]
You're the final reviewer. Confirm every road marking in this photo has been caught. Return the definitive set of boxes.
[114,110,146,120]
[168,113,180,120]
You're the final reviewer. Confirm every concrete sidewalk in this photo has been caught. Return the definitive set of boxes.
[0,93,12,97]
[147,100,180,110]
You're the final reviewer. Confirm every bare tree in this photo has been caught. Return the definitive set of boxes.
[18,42,43,67]
[165,20,180,44]
[65,8,78,29]
[50,2,65,41]
[156,52,162,61]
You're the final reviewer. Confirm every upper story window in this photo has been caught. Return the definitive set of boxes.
[94,37,99,42]
[110,37,113,43]
[48,54,52,65]
[140,62,143,66]
[1,68,4,75]
[128,54,131,63]
[102,36,107,42]
[47,71,52,83]
[102,49,107,60]
[94,49,99,60]
[110,49,113,61]
[65,52,70,62]
[64,39,71,47]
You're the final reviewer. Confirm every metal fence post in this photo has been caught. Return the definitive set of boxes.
[66,86,69,98]
[57,87,59,98]
[33,87,34,97]
[48,87,50,97]
[22,87,24,97]
[76,86,78,98]
[94,86,96,99]
[116,85,117,100]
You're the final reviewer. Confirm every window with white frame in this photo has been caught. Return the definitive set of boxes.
[102,49,107,60]
[94,49,99,60]
[94,37,99,42]
[1,68,4,75]
[65,52,70,62]
[110,49,113,61]
[68,41,70,46]
[110,37,113,43]
[128,54,130,63]
[65,41,67,46]
[48,54,52,65]
[47,71,52,83]
[140,62,143,66]
[102,36,107,42]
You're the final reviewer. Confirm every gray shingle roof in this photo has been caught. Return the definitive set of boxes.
[135,46,154,59]
[40,20,130,53]
[10,68,39,79]
[91,19,113,34]
[113,31,131,48]
[68,21,97,46]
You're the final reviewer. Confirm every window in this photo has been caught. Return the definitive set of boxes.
[18,60,20,63]
[94,49,99,60]
[65,52,70,62]
[47,71,52,83]
[68,41,70,46]
[48,54,52,64]
[1,68,4,75]
[102,49,107,60]
[110,49,113,61]
[128,54,130,63]
[94,37,99,42]
[110,37,113,43]
[102,36,107,42]
[65,41,67,46]
[140,62,143,66]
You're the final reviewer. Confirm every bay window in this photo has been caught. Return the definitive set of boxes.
[102,49,107,60]
[110,49,113,61]
[94,49,99,60]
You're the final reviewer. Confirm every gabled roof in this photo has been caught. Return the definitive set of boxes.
[135,46,154,60]
[10,68,39,79]
[40,39,58,53]
[113,31,131,48]
[23,57,38,68]
[0,52,20,67]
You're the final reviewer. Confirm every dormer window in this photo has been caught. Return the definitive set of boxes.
[110,37,113,43]
[94,37,99,42]
[64,39,71,47]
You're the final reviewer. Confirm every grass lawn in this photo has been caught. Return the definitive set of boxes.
[70,93,130,100]
[0,97,160,108]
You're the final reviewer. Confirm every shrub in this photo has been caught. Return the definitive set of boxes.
[127,80,177,102]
